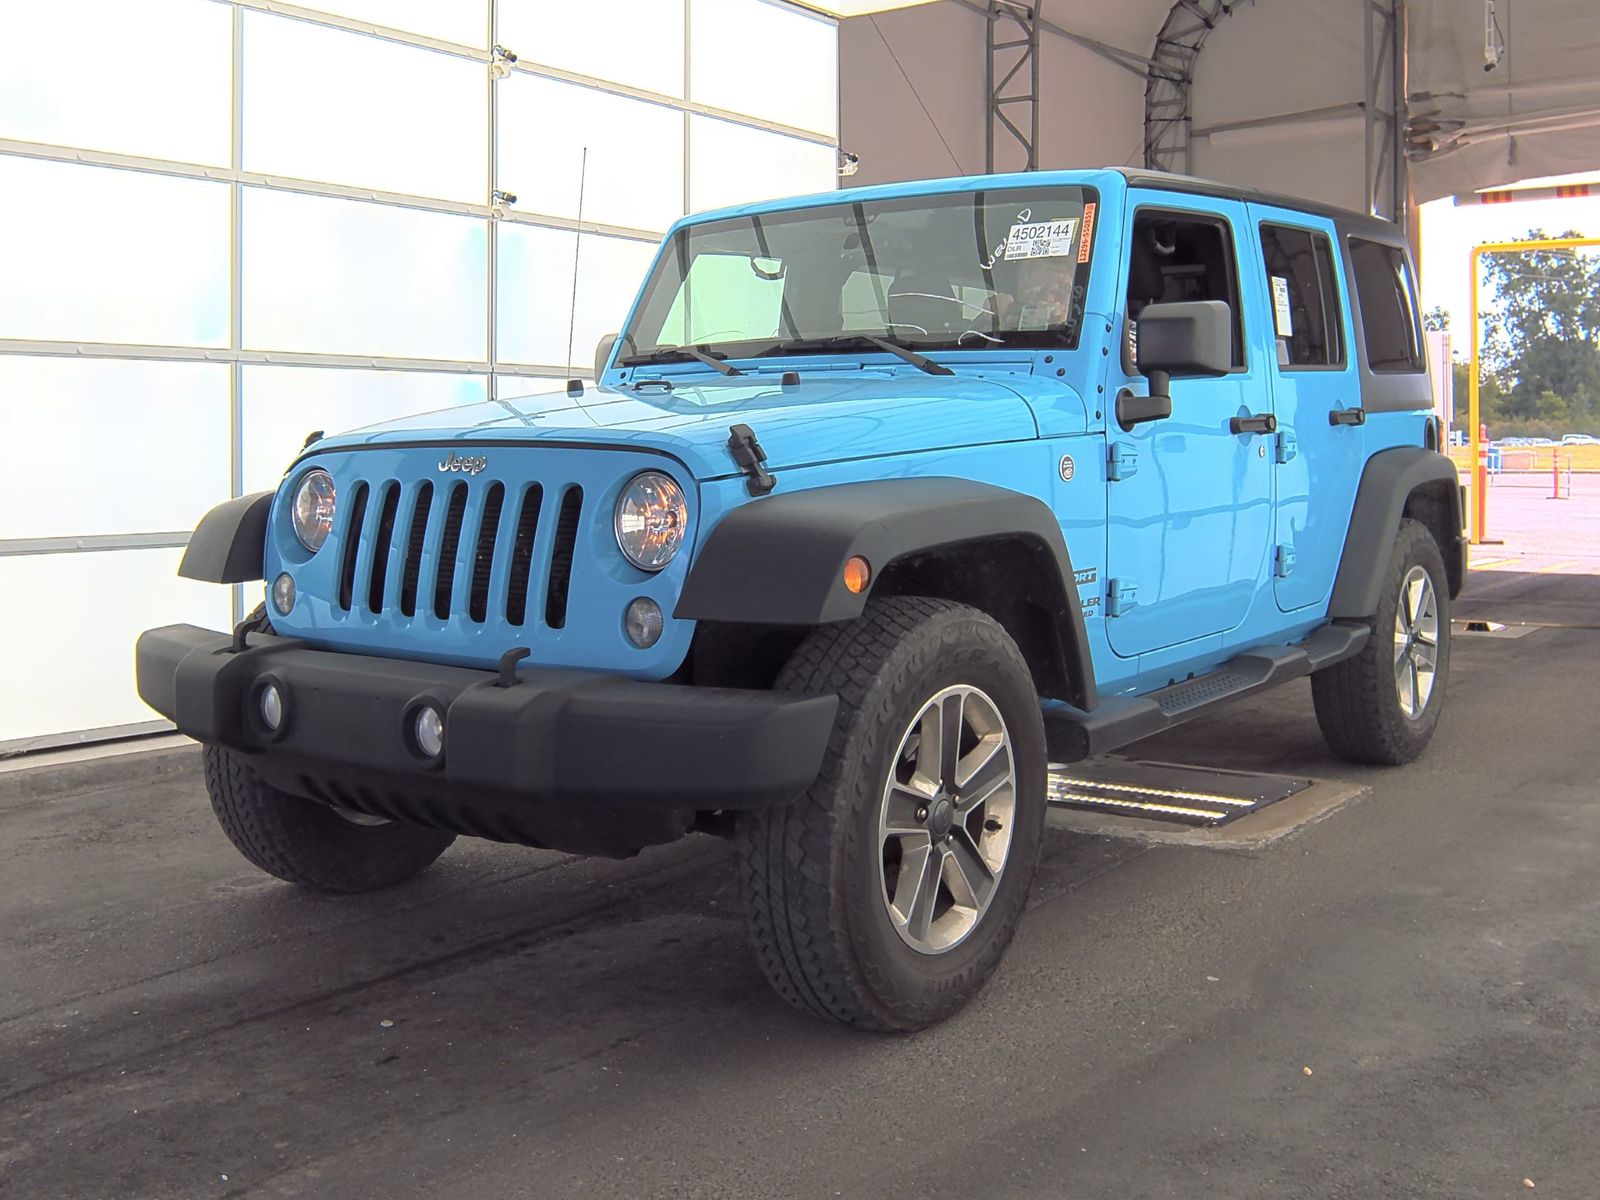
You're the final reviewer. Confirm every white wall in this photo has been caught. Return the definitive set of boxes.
[838,1,1147,185]
[1187,0,1370,213]
[838,2,988,184]
[0,0,838,750]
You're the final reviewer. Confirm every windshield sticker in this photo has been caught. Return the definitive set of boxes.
[1077,203,1097,263]
[1271,275,1294,336]
[1004,217,1080,260]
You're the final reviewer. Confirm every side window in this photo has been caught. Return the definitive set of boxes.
[1127,211,1246,369]
[1348,237,1425,373]
[1259,224,1345,369]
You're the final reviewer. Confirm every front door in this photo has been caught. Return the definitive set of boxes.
[1104,196,1275,658]
[1246,206,1365,612]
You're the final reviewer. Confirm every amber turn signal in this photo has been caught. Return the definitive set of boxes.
[842,555,871,594]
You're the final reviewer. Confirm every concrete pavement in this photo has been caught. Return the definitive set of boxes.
[2,572,1597,1199]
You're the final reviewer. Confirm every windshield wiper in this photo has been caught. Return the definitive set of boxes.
[758,334,954,377]
[619,344,744,376]
[856,333,954,376]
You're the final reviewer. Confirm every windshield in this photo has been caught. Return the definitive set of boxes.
[620,186,1098,365]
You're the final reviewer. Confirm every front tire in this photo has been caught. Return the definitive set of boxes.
[735,597,1048,1031]
[205,748,456,892]
[1313,518,1451,765]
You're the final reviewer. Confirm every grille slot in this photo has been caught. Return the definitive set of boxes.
[398,481,433,618]
[366,482,402,614]
[336,482,369,612]
[433,482,470,620]
[505,484,544,627]
[468,482,505,624]
[544,485,583,630]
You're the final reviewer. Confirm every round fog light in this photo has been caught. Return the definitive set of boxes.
[413,706,445,758]
[259,683,284,732]
[624,597,664,649]
[272,572,296,615]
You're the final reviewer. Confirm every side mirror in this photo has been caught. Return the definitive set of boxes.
[594,332,620,382]
[1116,300,1233,431]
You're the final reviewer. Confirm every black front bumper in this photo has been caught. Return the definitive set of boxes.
[136,625,836,847]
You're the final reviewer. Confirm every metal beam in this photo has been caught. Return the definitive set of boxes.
[1143,0,1234,176]
[1362,0,1409,221]
[0,533,193,557]
[952,0,1153,78]
[0,338,576,377]
[1192,101,1366,140]
[985,1,1040,171]
[0,138,667,244]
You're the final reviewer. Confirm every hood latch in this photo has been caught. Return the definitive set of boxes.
[727,424,776,497]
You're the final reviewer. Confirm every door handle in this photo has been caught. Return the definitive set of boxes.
[1229,413,1277,435]
[1328,406,1367,426]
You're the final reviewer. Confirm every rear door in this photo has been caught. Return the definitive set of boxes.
[1104,194,1274,657]
[1246,207,1363,612]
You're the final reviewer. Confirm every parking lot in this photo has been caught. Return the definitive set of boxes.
[4,536,1598,1198]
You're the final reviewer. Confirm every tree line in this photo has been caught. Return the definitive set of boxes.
[1427,228,1600,439]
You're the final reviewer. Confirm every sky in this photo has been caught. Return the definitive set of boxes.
[1418,170,1600,361]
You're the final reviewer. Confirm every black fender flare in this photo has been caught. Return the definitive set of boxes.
[674,478,1097,710]
[178,492,273,584]
[1328,448,1465,619]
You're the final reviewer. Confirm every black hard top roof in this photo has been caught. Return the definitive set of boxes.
[1111,167,1407,243]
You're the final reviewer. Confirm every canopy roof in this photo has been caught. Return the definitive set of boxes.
[840,0,1600,215]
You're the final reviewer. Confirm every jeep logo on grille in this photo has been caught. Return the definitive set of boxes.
[438,451,488,476]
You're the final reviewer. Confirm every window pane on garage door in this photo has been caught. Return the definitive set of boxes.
[689,0,837,136]
[242,187,487,361]
[291,0,485,47]
[497,227,658,372]
[242,12,486,205]
[0,358,229,541]
[498,74,684,233]
[0,549,230,747]
[0,157,229,348]
[0,0,231,166]
[241,366,488,494]
[499,0,685,98]
[688,116,837,212]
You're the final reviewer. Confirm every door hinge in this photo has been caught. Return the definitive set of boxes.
[1108,442,1139,481]
[1107,577,1138,617]
[1274,544,1296,578]
[1275,429,1298,464]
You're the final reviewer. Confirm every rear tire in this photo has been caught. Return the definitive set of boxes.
[735,596,1048,1032]
[1313,518,1451,765]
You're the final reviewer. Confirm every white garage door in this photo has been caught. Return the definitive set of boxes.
[0,0,839,752]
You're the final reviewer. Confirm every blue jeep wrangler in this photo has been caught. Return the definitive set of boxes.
[137,168,1465,1031]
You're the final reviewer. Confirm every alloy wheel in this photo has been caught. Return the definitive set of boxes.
[878,684,1017,955]
[1393,564,1440,719]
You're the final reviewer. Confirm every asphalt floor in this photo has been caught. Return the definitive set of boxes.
[2,553,1597,1198]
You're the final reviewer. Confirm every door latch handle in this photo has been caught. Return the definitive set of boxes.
[1329,406,1367,427]
[1229,413,1277,435]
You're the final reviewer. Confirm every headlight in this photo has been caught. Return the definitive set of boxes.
[614,471,687,571]
[291,469,337,553]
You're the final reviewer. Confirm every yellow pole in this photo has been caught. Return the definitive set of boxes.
[1469,247,1482,544]
[1464,236,1600,546]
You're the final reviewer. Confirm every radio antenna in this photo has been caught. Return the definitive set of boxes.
[565,146,588,375]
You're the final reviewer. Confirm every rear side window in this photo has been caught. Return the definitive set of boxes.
[1349,237,1425,373]
[1259,224,1344,368]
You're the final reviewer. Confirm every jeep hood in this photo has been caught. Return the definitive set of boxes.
[308,371,1051,480]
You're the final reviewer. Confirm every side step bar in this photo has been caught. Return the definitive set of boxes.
[1043,622,1370,763]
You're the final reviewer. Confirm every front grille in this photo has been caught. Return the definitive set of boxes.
[334,474,586,629]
